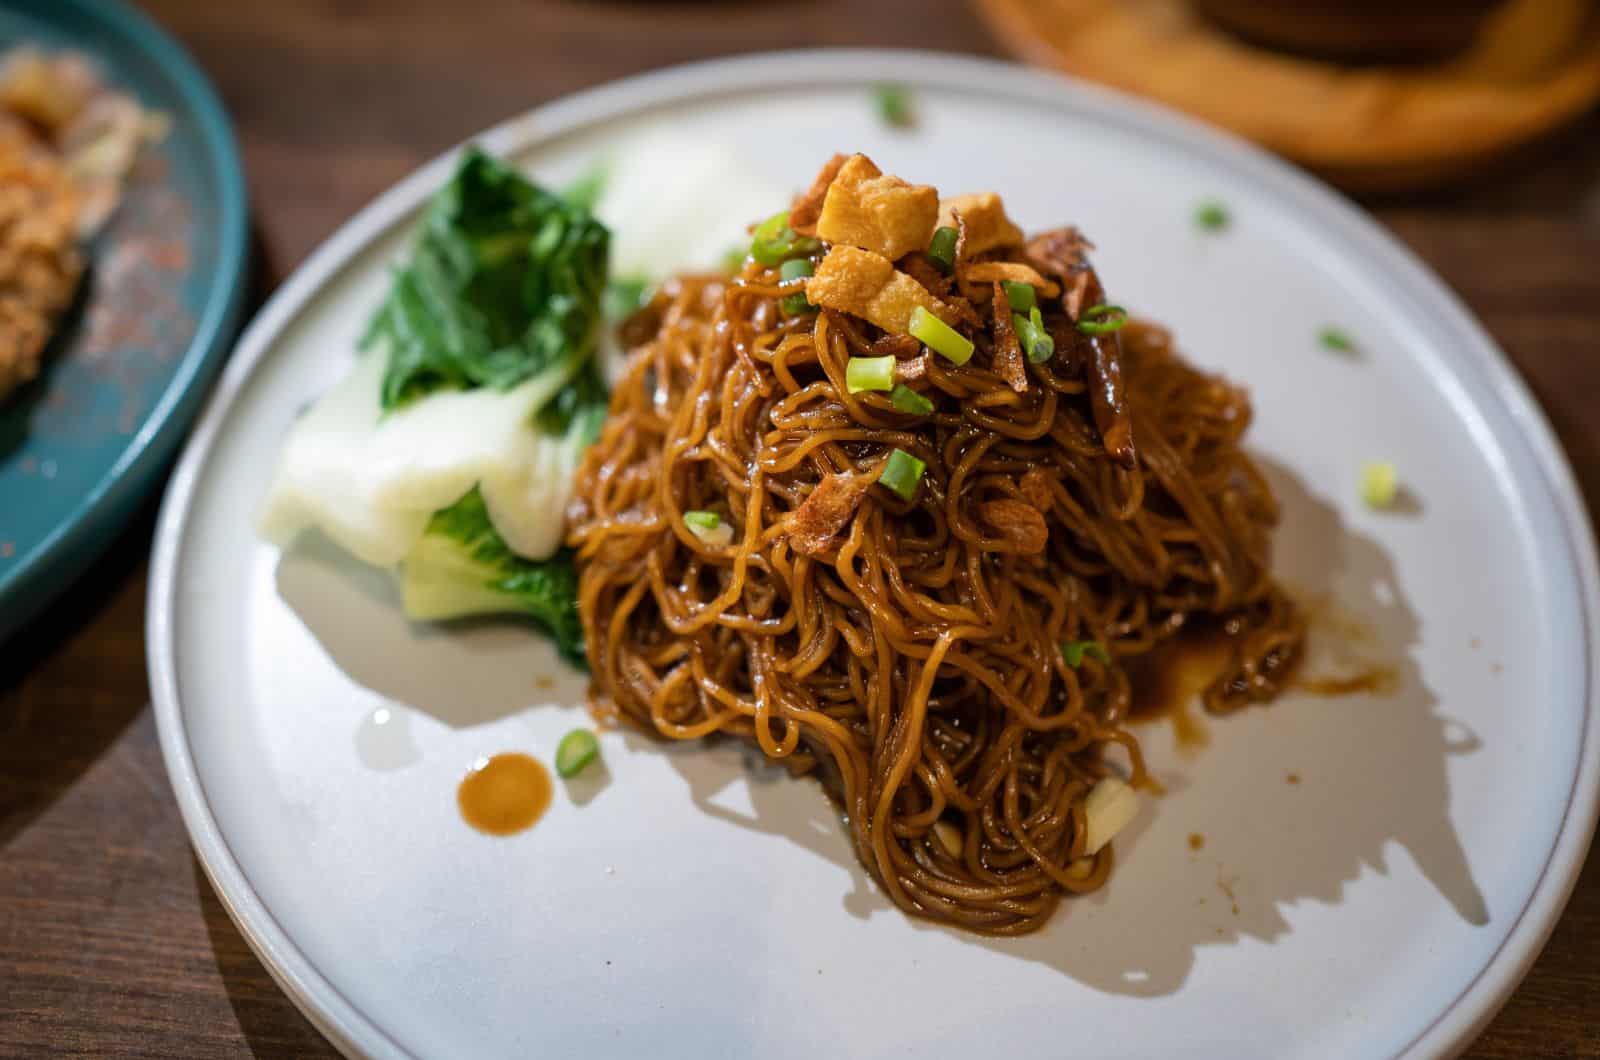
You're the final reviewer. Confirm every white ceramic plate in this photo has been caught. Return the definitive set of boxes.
[148,51,1600,1060]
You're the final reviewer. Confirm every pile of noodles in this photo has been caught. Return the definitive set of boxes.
[566,159,1303,935]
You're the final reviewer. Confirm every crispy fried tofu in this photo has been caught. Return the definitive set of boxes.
[807,245,953,335]
[815,154,938,262]
[939,192,1024,258]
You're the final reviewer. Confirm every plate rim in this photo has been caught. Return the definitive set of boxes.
[145,48,1600,1060]
[0,0,250,640]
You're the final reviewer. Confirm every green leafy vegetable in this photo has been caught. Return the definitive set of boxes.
[399,487,587,665]
[365,147,610,411]
[562,164,608,213]
[603,275,651,322]
[534,358,608,445]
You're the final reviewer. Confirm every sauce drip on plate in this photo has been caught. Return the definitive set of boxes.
[458,753,552,835]
[1126,628,1231,751]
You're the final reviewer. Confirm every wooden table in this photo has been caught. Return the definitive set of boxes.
[3,2,1597,1056]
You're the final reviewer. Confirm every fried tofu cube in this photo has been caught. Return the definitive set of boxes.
[815,154,938,262]
[806,245,952,334]
[939,192,1024,258]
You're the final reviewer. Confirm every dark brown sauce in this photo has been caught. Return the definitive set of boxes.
[1290,591,1400,698]
[1188,833,1205,851]
[458,753,552,836]
[1126,627,1231,751]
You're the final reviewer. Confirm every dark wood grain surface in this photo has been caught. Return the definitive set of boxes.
[2,1,1597,1056]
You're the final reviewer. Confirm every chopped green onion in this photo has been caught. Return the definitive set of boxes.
[603,275,650,321]
[1003,280,1036,313]
[890,384,934,415]
[927,226,958,274]
[780,257,816,315]
[875,83,914,128]
[555,729,600,779]
[1014,309,1055,364]
[750,210,820,267]
[1062,640,1111,668]
[846,355,895,394]
[1319,326,1355,353]
[1076,304,1128,336]
[1361,461,1398,510]
[1194,200,1229,232]
[684,510,733,546]
[878,448,926,502]
[722,245,749,274]
[908,305,973,365]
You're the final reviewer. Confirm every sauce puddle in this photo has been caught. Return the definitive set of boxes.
[1125,627,1234,754]
[458,753,552,836]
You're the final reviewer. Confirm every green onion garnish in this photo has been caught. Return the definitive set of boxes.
[1076,304,1128,336]
[603,275,650,321]
[684,510,720,531]
[927,226,958,274]
[1361,461,1398,509]
[875,83,914,128]
[1194,200,1229,232]
[846,355,896,394]
[878,448,927,502]
[750,210,820,267]
[684,509,733,546]
[780,257,816,315]
[1062,641,1111,668]
[1003,280,1036,313]
[890,384,934,415]
[1319,326,1355,353]
[722,245,749,274]
[1014,309,1055,364]
[555,729,600,779]
[908,305,973,365]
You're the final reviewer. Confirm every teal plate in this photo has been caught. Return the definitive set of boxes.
[0,0,247,641]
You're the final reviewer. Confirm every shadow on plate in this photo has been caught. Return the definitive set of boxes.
[275,530,586,730]
[634,456,1487,996]
[273,459,1486,999]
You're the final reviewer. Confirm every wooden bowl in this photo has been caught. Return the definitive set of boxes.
[1192,0,1510,62]
[976,0,1600,191]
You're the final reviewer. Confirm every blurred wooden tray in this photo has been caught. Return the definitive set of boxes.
[977,0,1600,190]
